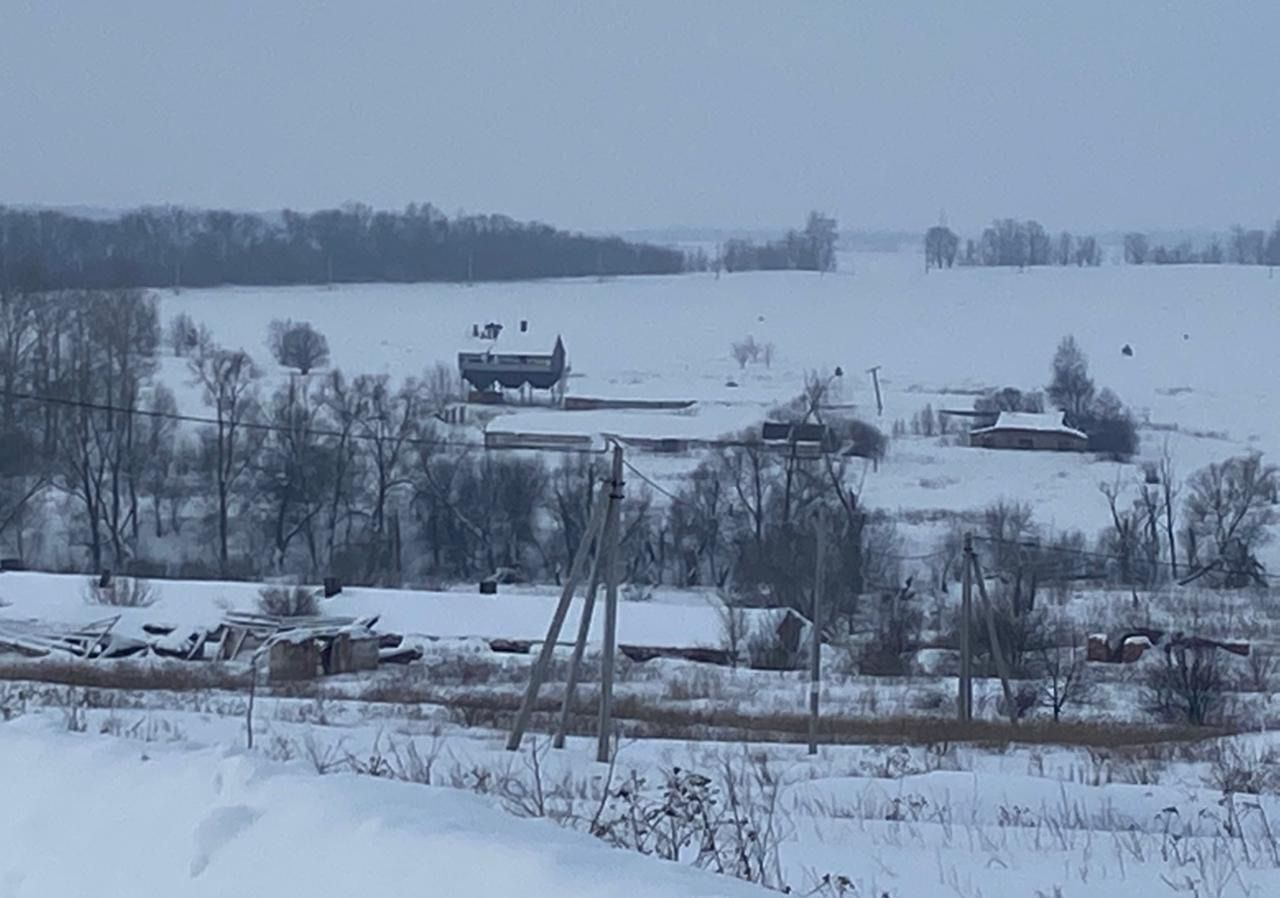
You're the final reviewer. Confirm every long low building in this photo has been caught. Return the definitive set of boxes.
[968,411,1089,452]
[484,405,765,452]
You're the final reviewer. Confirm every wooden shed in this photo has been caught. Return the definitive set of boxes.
[968,411,1088,452]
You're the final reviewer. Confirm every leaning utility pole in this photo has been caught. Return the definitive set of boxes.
[971,550,1018,724]
[596,443,625,763]
[553,491,607,749]
[866,366,884,416]
[808,510,826,755]
[959,533,974,722]
[506,487,608,752]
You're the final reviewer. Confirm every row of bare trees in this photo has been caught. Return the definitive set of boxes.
[954,446,1278,600]
[1124,224,1280,267]
[925,221,1102,270]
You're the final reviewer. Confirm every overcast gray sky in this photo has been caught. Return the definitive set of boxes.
[1,1,1276,233]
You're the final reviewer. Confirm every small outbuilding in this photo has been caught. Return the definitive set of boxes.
[968,411,1088,452]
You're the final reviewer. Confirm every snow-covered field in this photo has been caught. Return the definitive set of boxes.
[158,252,1280,561]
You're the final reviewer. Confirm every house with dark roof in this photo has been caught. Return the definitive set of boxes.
[969,411,1088,452]
[457,322,567,393]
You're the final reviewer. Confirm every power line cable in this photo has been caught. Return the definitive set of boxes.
[0,386,609,456]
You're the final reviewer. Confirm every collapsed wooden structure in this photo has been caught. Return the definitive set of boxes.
[0,611,422,681]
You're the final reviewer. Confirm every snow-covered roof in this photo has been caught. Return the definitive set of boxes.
[463,328,561,357]
[486,406,763,443]
[970,411,1087,440]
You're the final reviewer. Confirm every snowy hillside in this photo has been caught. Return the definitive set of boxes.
[0,723,765,897]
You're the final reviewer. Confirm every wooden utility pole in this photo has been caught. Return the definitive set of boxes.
[866,366,884,416]
[596,443,625,763]
[808,510,826,755]
[971,552,1018,724]
[553,511,605,749]
[506,488,608,751]
[959,533,973,722]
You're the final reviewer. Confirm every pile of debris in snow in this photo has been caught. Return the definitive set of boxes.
[0,612,421,682]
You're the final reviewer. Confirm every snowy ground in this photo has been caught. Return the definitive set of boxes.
[0,722,763,897]
[4,689,1280,897]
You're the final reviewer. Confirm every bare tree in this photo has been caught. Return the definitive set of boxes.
[1055,231,1074,266]
[1160,444,1179,577]
[422,362,460,419]
[139,384,180,538]
[924,226,959,271]
[190,342,262,575]
[1047,336,1095,418]
[1183,454,1279,586]
[353,375,422,582]
[166,312,200,357]
[52,290,159,569]
[1098,476,1141,585]
[268,319,330,375]
[715,591,750,667]
[1124,232,1149,264]
[257,376,332,574]
[669,460,733,587]
[317,370,364,572]
[1038,623,1092,721]
[1145,644,1225,725]
[730,337,759,370]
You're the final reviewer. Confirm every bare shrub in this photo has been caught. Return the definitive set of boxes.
[1241,648,1278,694]
[859,586,923,676]
[1145,645,1227,726]
[84,576,158,608]
[258,584,320,617]
[589,751,788,889]
[745,615,802,671]
[1037,623,1093,721]
[730,336,759,369]
[715,593,749,667]
[166,311,202,357]
[622,583,653,603]
[1205,743,1280,795]
[833,417,887,462]
[0,684,28,721]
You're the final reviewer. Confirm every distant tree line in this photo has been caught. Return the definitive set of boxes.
[925,220,1101,270]
[0,203,693,291]
[1124,224,1280,267]
[718,213,838,274]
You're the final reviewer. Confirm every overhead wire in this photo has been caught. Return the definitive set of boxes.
[0,386,609,456]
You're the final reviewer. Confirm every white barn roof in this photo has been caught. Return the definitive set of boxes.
[970,411,1087,440]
